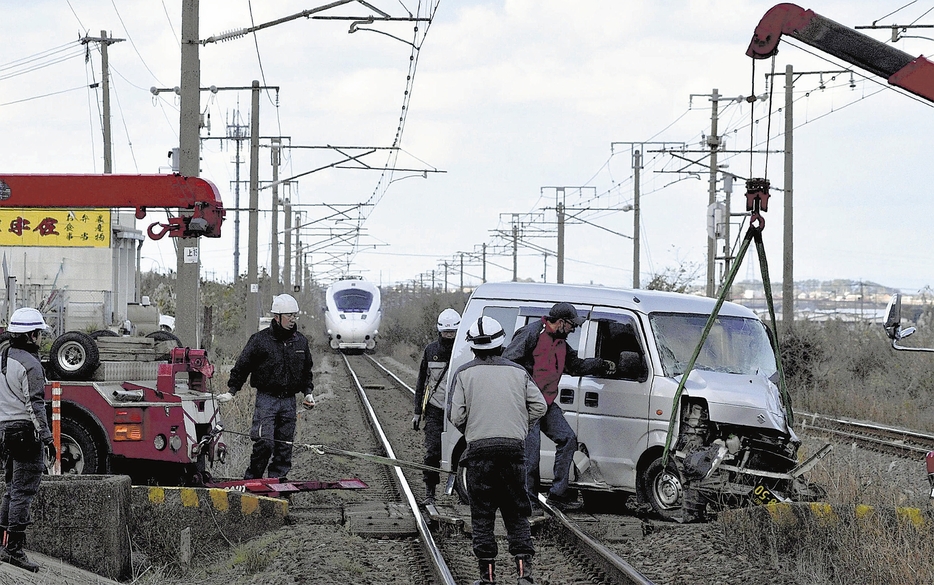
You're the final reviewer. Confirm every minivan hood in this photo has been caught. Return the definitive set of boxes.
[673,369,790,434]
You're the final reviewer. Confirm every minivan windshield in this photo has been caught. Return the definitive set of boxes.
[649,313,777,377]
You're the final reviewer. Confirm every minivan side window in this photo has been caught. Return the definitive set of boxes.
[593,314,648,382]
[481,306,521,344]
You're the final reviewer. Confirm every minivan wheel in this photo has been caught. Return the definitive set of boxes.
[644,457,683,521]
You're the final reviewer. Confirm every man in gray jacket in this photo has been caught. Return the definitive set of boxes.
[449,316,546,585]
[0,307,54,572]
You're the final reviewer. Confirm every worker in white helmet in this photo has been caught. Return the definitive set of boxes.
[411,307,460,507]
[216,294,315,480]
[448,316,546,585]
[0,307,53,573]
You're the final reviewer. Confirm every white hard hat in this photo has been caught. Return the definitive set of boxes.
[271,293,299,314]
[437,308,461,332]
[465,316,505,350]
[8,307,49,333]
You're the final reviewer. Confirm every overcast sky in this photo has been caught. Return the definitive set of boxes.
[3,1,934,293]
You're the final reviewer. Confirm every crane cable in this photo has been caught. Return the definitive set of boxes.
[660,57,793,469]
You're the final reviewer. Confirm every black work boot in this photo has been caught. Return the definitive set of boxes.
[515,554,534,584]
[472,557,496,584]
[422,486,436,507]
[0,530,40,572]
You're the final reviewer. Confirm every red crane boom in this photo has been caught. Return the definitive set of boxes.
[0,174,225,239]
[747,3,934,103]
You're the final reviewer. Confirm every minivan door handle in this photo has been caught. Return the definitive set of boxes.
[559,388,575,405]
[584,392,599,408]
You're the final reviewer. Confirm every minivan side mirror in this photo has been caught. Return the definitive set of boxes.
[883,293,934,353]
[883,294,902,340]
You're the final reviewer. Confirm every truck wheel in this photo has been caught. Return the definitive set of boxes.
[60,419,105,475]
[90,329,118,340]
[49,331,100,380]
[145,331,182,360]
[643,457,683,521]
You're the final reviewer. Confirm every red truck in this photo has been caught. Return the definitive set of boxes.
[46,343,227,485]
[0,173,228,485]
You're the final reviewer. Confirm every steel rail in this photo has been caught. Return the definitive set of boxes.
[341,354,457,585]
[797,411,934,456]
[365,354,655,584]
[544,500,656,585]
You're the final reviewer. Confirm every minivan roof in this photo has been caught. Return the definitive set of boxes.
[469,282,757,319]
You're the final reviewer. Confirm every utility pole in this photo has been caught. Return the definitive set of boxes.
[284,197,292,291]
[294,211,301,291]
[226,110,249,279]
[177,0,201,348]
[783,64,794,328]
[248,80,260,331]
[611,142,684,288]
[81,32,124,173]
[482,243,487,283]
[512,220,519,282]
[271,138,281,294]
[705,89,721,298]
[556,200,565,283]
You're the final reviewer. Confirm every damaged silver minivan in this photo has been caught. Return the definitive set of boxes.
[440,282,827,520]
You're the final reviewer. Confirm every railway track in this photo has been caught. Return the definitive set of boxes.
[796,410,934,458]
[341,353,654,585]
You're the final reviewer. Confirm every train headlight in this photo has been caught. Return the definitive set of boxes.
[169,435,183,452]
[154,434,167,451]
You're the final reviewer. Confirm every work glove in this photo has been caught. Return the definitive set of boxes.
[45,441,56,462]
[411,414,421,431]
[216,391,234,403]
[603,360,617,375]
[302,393,316,410]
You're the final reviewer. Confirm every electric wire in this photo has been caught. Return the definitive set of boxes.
[109,0,166,87]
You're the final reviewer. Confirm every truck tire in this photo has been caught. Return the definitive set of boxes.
[60,418,106,475]
[89,329,118,340]
[49,331,100,380]
[145,330,181,344]
[145,330,182,360]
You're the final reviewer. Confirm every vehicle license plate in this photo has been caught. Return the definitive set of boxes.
[750,483,781,506]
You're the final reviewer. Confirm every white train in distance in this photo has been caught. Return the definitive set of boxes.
[324,276,381,352]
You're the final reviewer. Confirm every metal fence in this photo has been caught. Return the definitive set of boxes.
[3,284,113,337]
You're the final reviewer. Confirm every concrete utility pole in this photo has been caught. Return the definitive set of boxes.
[783,65,794,328]
[284,198,292,291]
[271,138,281,295]
[705,89,721,298]
[248,80,260,331]
[294,211,302,290]
[80,32,124,173]
[177,0,201,348]
[512,220,519,282]
[556,200,565,284]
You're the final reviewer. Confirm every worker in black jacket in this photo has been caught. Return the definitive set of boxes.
[217,294,315,479]
[503,302,615,512]
[411,308,460,506]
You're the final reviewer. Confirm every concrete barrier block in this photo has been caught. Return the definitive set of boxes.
[130,485,288,564]
[24,475,132,581]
